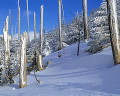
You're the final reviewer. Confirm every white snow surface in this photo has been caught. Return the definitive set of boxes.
[0,43,120,96]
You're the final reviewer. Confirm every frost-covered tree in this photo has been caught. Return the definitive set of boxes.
[43,40,51,56]
[86,0,120,54]
[65,13,84,45]
[89,0,109,40]
[72,11,84,55]
[86,0,111,54]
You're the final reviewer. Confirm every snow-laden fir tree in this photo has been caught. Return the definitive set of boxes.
[89,0,109,40]
[86,0,110,53]
[65,12,84,45]
[43,40,51,56]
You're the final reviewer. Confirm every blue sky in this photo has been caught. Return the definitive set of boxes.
[0,0,103,35]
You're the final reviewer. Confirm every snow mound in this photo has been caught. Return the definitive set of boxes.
[0,42,120,96]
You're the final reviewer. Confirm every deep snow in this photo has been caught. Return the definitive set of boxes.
[0,43,120,96]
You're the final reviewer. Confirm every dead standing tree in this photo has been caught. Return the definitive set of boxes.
[3,16,11,84]
[0,54,1,86]
[40,5,44,55]
[19,32,27,88]
[0,67,2,86]
[9,10,13,40]
[18,0,21,41]
[107,0,120,65]
[34,11,37,41]
[37,55,44,71]
[83,0,89,41]
[58,0,62,49]
[3,17,10,67]
[27,0,30,44]
[38,5,44,71]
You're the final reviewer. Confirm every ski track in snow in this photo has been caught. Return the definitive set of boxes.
[0,43,120,96]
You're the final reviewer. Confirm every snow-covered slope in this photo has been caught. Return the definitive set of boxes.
[0,43,120,96]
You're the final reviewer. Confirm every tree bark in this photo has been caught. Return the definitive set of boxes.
[0,68,2,86]
[20,32,27,88]
[58,0,62,49]
[83,0,89,41]
[77,31,80,56]
[61,0,65,24]
[40,5,44,55]
[3,16,10,84]
[18,0,21,42]
[34,11,36,40]
[3,17,10,67]
[107,0,120,65]
[44,27,45,36]
[27,0,30,44]
[9,10,13,39]
[38,5,44,71]
[37,55,44,71]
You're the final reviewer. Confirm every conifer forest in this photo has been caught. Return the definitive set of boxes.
[0,0,120,95]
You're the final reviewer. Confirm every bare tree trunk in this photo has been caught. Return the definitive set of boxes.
[11,25,13,39]
[20,32,27,88]
[77,30,80,56]
[0,68,2,86]
[18,0,21,42]
[0,54,1,85]
[61,0,65,24]
[3,17,10,68]
[27,0,30,44]
[40,5,44,55]
[3,16,10,84]
[15,22,17,38]
[9,10,13,39]
[34,11,36,40]
[83,0,89,41]
[39,5,44,71]
[58,0,62,49]
[107,0,120,65]
[44,27,45,36]
[37,55,44,71]
[0,54,2,85]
